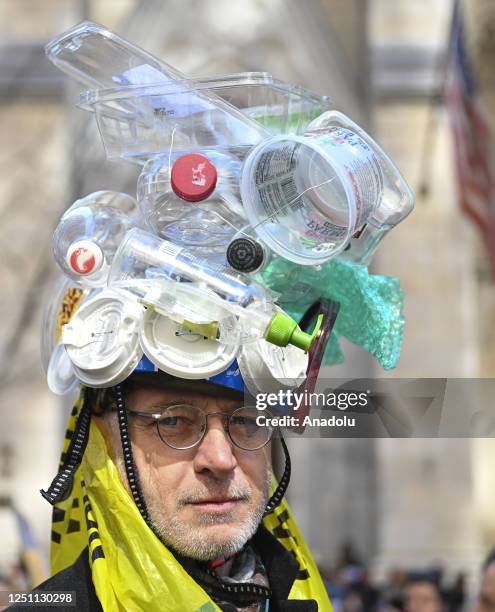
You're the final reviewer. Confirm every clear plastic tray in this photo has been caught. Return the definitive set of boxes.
[47,22,270,161]
[79,73,333,163]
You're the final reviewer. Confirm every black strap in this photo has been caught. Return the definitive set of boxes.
[40,392,91,505]
[114,384,150,521]
[263,434,291,517]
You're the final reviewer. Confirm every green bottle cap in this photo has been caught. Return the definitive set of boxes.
[265,312,297,347]
[265,312,322,351]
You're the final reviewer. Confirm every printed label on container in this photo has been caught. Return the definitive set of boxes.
[117,65,216,118]
[309,127,384,227]
[252,142,352,246]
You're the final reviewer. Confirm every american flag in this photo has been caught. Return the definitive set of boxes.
[445,0,495,275]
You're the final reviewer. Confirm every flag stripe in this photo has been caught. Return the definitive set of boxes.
[445,1,495,275]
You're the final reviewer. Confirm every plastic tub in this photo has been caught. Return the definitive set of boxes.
[240,132,376,265]
[307,111,414,265]
[79,73,333,163]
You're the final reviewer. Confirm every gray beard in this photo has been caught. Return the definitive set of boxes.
[147,474,271,561]
[114,453,272,562]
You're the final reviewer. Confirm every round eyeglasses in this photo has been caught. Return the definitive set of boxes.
[127,404,273,451]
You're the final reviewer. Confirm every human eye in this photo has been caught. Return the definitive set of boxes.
[156,405,203,447]
[228,407,270,449]
[159,415,181,426]
[231,411,259,435]
[158,405,199,429]
[231,414,256,426]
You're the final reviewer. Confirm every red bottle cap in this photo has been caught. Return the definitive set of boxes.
[66,240,104,275]
[171,153,217,202]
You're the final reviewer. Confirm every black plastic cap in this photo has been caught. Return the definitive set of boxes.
[227,237,265,273]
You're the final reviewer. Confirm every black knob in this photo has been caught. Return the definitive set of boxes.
[227,237,265,273]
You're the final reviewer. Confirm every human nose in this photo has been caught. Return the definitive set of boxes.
[193,413,237,477]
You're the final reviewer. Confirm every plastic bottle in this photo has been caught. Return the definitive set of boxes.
[52,191,139,287]
[137,150,247,263]
[108,227,268,307]
[108,228,320,353]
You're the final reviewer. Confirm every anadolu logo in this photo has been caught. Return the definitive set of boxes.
[67,240,103,275]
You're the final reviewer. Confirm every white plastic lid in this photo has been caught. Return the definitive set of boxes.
[238,339,308,396]
[62,289,143,387]
[66,240,104,276]
[47,342,79,395]
[140,309,239,380]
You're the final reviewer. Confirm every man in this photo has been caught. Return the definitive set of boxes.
[403,576,445,612]
[474,550,495,612]
[12,15,413,608]
[9,366,331,611]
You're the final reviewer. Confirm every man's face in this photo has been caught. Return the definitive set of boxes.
[100,382,272,562]
[404,582,443,612]
[475,563,495,612]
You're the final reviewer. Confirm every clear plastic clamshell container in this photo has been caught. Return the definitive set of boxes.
[47,21,268,161]
[79,73,333,163]
[46,21,332,163]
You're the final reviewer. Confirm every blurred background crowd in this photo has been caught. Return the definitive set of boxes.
[317,541,485,611]
[1,0,495,610]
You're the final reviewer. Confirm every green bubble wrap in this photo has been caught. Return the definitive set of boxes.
[258,258,404,370]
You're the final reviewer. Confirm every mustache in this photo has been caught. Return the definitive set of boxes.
[177,481,252,506]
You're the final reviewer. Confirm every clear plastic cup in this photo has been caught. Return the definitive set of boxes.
[306,111,414,264]
[240,125,387,265]
[241,111,411,265]
[52,191,139,287]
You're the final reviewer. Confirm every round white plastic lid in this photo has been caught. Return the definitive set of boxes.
[238,339,308,396]
[66,240,104,276]
[140,309,239,380]
[71,346,143,388]
[63,289,143,387]
[47,342,79,395]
